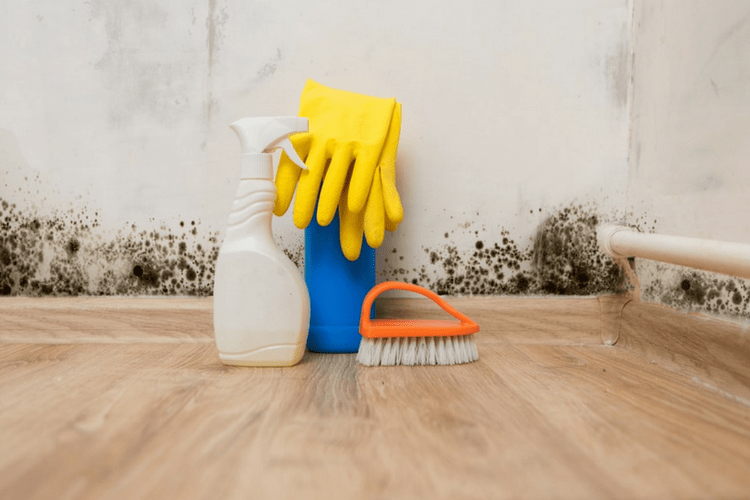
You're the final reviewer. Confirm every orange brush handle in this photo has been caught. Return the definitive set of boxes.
[359,281,480,338]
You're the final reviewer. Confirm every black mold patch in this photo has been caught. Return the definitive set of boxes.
[531,207,623,295]
[382,204,624,296]
[643,267,750,318]
[0,197,221,296]
[282,244,304,270]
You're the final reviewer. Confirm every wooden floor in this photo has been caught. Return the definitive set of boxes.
[1,295,749,500]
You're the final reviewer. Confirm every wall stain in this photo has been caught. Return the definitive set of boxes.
[9,190,743,316]
[3,198,623,297]
[255,48,282,81]
[205,0,228,121]
[279,236,304,270]
[531,207,623,295]
[607,36,631,110]
[89,0,199,127]
[641,263,750,319]
[381,204,624,296]
[206,0,220,73]
[0,198,220,296]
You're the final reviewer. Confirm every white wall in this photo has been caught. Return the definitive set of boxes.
[627,0,750,317]
[1,0,633,296]
[628,0,750,240]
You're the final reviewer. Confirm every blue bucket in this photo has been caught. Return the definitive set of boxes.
[304,212,375,353]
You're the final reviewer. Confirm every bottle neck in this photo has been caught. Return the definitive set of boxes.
[240,153,274,179]
[224,179,276,243]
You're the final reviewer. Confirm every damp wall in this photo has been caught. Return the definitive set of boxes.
[1,0,635,298]
[627,0,750,319]
[4,1,747,324]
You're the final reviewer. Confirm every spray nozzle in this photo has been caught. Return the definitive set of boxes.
[266,136,307,171]
[230,117,309,178]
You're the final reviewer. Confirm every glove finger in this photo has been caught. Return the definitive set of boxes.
[364,167,385,248]
[274,159,301,216]
[379,102,402,164]
[379,102,404,224]
[384,216,399,232]
[339,180,364,261]
[293,143,328,229]
[316,142,353,226]
[380,163,404,225]
[347,146,381,213]
[273,133,311,216]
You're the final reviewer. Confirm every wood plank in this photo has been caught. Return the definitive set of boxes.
[0,296,601,345]
[597,293,634,345]
[1,297,749,499]
[0,297,212,311]
[378,296,602,344]
[489,344,750,499]
[0,298,213,344]
[617,299,750,404]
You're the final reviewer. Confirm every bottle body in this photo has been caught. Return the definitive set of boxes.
[305,210,375,353]
[213,179,310,366]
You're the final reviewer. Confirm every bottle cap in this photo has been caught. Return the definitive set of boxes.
[230,117,309,179]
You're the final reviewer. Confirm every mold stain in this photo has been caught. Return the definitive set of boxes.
[642,263,750,319]
[382,204,624,296]
[0,194,625,300]
[0,198,221,296]
[531,208,623,295]
[281,241,304,270]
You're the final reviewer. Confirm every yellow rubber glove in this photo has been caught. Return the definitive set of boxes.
[274,80,404,261]
[338,103,403,259]
[274,79,396,229]
[363,102,403,248]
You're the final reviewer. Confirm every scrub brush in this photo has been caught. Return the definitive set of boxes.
[357,282,480,366]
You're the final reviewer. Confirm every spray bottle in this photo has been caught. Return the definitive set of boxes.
[213,116,310,366]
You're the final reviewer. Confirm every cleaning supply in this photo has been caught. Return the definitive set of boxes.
[271,80,406,354]
[365,101,403,247]
[213,116,310,367]
[305,204,375,353]
[357,282,480,366]
[274,79,404,260]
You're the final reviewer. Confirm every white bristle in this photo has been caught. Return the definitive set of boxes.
[437,336,448,365]
[415,337,428,365]
[427,337,438,365]
[356,335,478,366]
[382,337,396,366]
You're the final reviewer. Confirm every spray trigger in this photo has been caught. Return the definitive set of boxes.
[231,116,308,179]
[271,136,307,171]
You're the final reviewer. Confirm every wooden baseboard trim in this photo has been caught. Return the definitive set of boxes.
[611,297,750,404]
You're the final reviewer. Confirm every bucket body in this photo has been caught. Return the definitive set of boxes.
[304,212,375,353]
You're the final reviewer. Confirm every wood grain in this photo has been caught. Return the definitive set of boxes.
[0,297,213,344]
[597,293,634,345]
[618,299,750,403]
[377,296,603,344]
[1,296,749,500]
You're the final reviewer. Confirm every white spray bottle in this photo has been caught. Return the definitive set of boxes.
[213,116,310,366]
